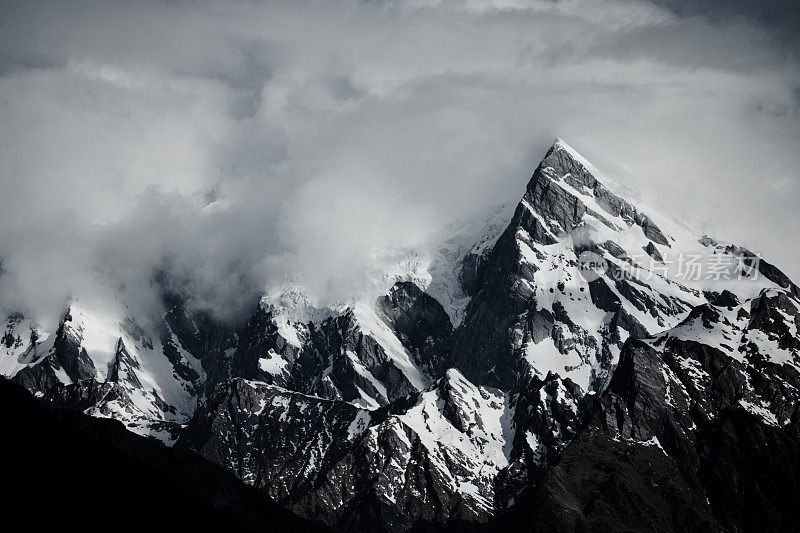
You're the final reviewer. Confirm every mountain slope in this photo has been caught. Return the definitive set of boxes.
[450,139,779,395]
[0,376,328,532]
[2,300,216,442]
[176,368,581,531]
[498,283,800,531]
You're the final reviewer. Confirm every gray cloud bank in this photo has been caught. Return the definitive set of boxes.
[0,0,798,326]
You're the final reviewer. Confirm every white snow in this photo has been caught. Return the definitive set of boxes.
[353,303,429,391]
[425,202,516,325]
[739,399,779,427]
[259,349,289,375]
[346,410,371,440]
[387,369,516,510]
[66,303,121,381]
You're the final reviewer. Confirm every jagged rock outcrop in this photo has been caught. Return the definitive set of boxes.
[376,281,452,378]
[725,244,800,295]
[228,304,305,387]
[223,284,447,409]
[161,293,238,394]
[178,369,582,531]
[501,286,800,532]
[12,307,97,393]
[3,301,212,442]
[644,240,664,262]
[450,139,696,394]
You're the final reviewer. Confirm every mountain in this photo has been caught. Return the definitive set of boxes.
[2,138,799,531]
[499,287,800,532]
[2,298,234,443]
[175,368,580,530]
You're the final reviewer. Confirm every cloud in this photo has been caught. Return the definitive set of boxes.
[649,0,800,49]
[0,0,798,326]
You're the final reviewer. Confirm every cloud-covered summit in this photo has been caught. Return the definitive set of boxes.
[0,0,798,326]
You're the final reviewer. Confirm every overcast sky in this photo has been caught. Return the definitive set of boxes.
[1,0,798,325]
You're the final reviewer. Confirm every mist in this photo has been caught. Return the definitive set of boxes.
[1,0,798,327]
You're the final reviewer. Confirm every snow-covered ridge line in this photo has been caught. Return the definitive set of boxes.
[3,137,799,531]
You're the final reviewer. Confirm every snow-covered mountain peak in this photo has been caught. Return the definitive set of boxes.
[451,138,799,396]
[548,137,600,174]
[260,283,338,325]
[4,137,800,531]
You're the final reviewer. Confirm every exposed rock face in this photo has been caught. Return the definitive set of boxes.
[525,142,669,245]
[42,376,185,441]
[725,244,800,295]
[12,307,97,393]
[228,304,303,387]
[161,296,236,395]
[179,374,503,530]
[177,369,582,531]
[306,308,428,406]
[644,240,664,262]
[109,337,144,388]
[502,287,800,532]
[223,291,444,409]
[450,139,696,394]
[503,430,720,532]
[3,301,212,442]
[177,378,363,497]
[376,281,453,378]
